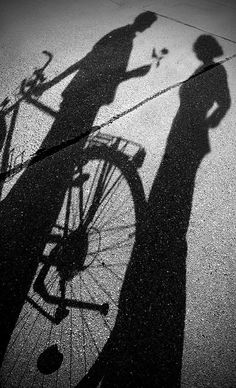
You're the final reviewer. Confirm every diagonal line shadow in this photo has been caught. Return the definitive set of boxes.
[1,52,235,184]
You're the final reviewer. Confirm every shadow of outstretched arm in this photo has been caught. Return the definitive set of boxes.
[123,64,151,81]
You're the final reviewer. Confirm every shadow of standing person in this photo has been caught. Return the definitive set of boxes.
[0,12,157,367]
[36,11,158,148]
[144,34,231,387]
[79,35,231,388]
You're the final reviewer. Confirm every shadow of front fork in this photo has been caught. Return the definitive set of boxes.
[28,263,109,324]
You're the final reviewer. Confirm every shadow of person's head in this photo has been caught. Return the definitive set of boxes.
[193,35,223,63]
[132,11,157,33]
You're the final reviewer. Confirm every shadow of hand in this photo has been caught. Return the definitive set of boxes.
[135,64,151,77]
[125,64,151,82]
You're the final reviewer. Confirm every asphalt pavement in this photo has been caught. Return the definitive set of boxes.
[0,1,235,387]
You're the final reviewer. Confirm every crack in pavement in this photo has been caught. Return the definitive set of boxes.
[144,10,236,45]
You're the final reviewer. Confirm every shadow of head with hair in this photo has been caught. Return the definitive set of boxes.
[193,34,223,62]
[76,36,231,388]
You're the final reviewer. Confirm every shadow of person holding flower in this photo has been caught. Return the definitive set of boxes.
[77,35,231,388]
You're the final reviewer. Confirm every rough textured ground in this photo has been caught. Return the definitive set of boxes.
[0,1,235,387]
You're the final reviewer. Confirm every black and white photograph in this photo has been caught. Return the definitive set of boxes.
[0,1,235,386]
